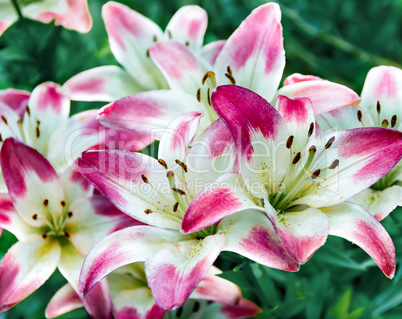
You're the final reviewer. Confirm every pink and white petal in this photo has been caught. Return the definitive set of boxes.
[158,112,201,170]
[219,299,262,319]
[283,73,323,86]
[200,40,226,66]
[0,138,65,227]
[102,1,166,90]
[212,85,289,198]
[80,226,184,296]
[315,104,362,132]
[269,205,330,264]
[349,186,402,221]
[0,101,24,142]
[297,127,402,208]
[0,193,36,240]
[215,3,284,102]
[360,66,402,129]
[275,80,360,115]
[145,234,225,310]
[0,88,30,117]
[63,65,142,102]
[0,19,14,37]
[217,210,300,271]
[276,95,315,152]
[66,195,144,255]
[78,150,180,228]
[182,173,262,234]
[59,167,93,207]
[0,235,61,312]
[150,41,212,95]
[103,128,155,152]
[322,202,396,278]
[166,6,208,49]
[45,283,84,319]
[98,90,208,139]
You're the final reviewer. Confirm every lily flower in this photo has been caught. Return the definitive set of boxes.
[0,137,140,316]
[46,263,261,319]
[181,85,402,278]
[78,112,299,310]
[63,1,218,102]
[97,2,360,141]
[0,0,92,36]
[315,66,402,221]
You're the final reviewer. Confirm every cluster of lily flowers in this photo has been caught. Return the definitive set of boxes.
[1,1,402,318]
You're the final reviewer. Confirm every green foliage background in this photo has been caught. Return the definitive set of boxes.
[0,0,401,318]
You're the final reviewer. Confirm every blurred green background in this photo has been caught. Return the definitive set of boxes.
[0,0,402,318]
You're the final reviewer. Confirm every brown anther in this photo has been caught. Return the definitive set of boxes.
[167,170,175,178]
[382,119,389,128]
[329,159,339,169]
[42,233,47,239]
[17,119,23,125]
[0,134,3,142]
[175,159,188,172]
[357,110,363,122]
[1,115,8,125]
[36,127,40,138]
[60,200,66,207]
[172,187,186,195]
[64,231,70,238]
[227,65,232,75]
[225,73,236,84]
[308,122,314,137]
[145,209,153,215]
[185,41,190,46]
[391,115,397,128]
[153,35,157,42]
[376,101,381,114]
[325,136,335,149]
[158,158,168,169]
[146,49,150,57]
[207,88,211,106]
[25,105,31,116]
[43,199,49,206]
[202,71,215,85]
[32,214,38,220]
[167,30,172,39]
[173,202,179,212]
[292,152,301,164]
[309,145,317,153]
[311,169,321,179]
[67,211,73,218]
[141,174,149,183]
[286,135,294,149]
[36,120,40,125]
[196,88,201,102]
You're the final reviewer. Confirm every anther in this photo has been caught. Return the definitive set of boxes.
[36,127,40,138]
[60,200,66,207]
[0,134,2,142]
[1,115,7,125]
[146,49,150,57]
[172,187,186,195]
[309,145,317,153]
[167,30,172,39]
[311,169,321,179]
[225,73,236,84]
[227,65,232,74]
[286,135,294,149]
[43,199,49,206]
[325,136,335,149]
[308,122,314,137]
[292,152,301,164]
[376,101,381,114]
[64,231,70,237]
[185,41,189,46]
[153,35,157,42]
[42,233,47,239]
[173,202,179,212]
[329,159,339,169]
[142,174,149,183]
[175,159,188,172]
[25,105,31,116]
[207,88,211,106]
[382,119,389,128]
[357,110,363,122]
[67,212,73,218]
[32,214,38,220]
[391,115,397,128]
[202,71,216,85]
[145,209,153,215]
[158,159,168,169]
[196,88,201,102]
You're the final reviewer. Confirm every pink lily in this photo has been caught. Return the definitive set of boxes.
[63,1,218,102]
[46,263,261,319]
[97,3,360,141]
[315,66,402,221]
[78,112,299,310]
[182,85,402,278]
[0,0,92,36]
[0,137,141,316]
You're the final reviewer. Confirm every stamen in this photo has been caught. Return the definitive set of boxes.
[167,30,172,39]
[202,71,216,85]
[376,101,381,114]
[60,200,66,207]
[153,35,157,42]
[196,88,201,102]
[311,169,321,179]
[308,122,314,137]
[158,159,168,169]
[32,214,38,220]
[329,159,339,169]
[144,209,153,215]
[175,159,188,172]
[42,233,47,239]
[1,115,8,125]
[36,127,40,138]
[185,41,190,46]
[43,199,49,206]
[227,65,232,75]
[292,152,301,164]
[172,187,186,195]
[64,231,70,237]
[25,105,31,116]
[67,212,73,218]
[382,119,389,128]
[0,134,3,142]
[391,115,397,128]
[146,49,150,57]
[207,88,211,106]
[173,202,179,212]
[286,135,294,149]
[357,110,363,122]
[142,174,149,183]
[325,137,335,149]
[225,73,236,84]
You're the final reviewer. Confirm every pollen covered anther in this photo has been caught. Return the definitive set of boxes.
[32,214,38,220]
[207,88,211,106]
[292,152,301,164]
[67,212,73,218]
[196,88,201,102]
[308,122,314,137]
[311,169,321,179]
[286,135,294,149]
[357,110,363,122]
[175,159,188,172]
[225,73,236,84]
[64,231,70,238]
[227,65,232,74]
[382,119,389,128]
[141,174,149,183]
[145,209,153,215]
[1,115,8,125]
[173,202,179,212]
[167,30,172,39]
[172,187,186,195]
[158,158,168,169]
[43,199,49,206]
[391,115,397,128]
[42,233,47,239]
[329,159,339,169]
[376,101,381,114]
[60,200,66,207]
[25,105,31,116]
[325,137,335,149]
[202,71,216,85]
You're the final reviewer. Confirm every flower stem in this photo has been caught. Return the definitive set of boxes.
[11,0,24,20]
